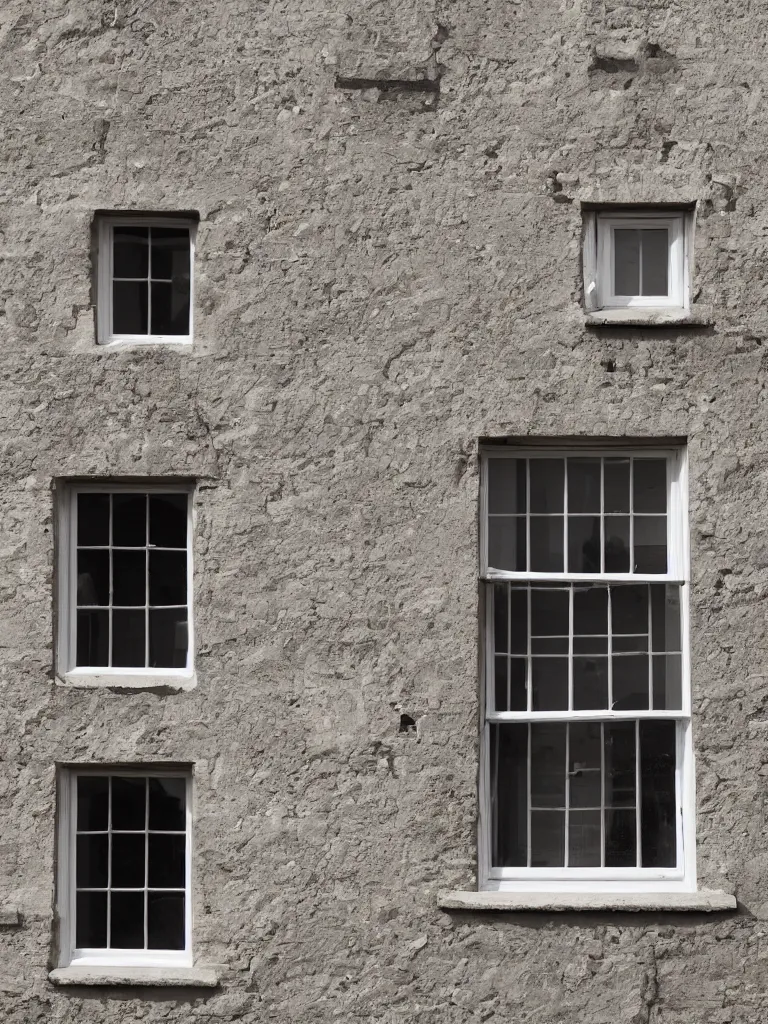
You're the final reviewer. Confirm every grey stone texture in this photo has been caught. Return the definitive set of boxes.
[0,0,767,1022]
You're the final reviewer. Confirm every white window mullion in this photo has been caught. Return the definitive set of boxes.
[635,719,642,868]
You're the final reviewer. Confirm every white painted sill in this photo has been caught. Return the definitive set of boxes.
[49,966,219,988]
[585,307,713,327]
[438,891,737,912]
[56,672,196,694]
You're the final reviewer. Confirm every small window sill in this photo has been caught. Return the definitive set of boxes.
[49,967,219,988]
[585,307,713,327]
[438,890,737,913]
[98,336,193,348]
[56,672,196,695]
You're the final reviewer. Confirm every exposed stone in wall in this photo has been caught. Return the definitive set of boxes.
[1,0,768,1021]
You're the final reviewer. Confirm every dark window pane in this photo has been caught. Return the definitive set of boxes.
[488,459,526,515]
[149,551,187,606]
[76,610,109,667]
[77,494,110,546]
[633,516,667,573]
[149,494,188,548]
[76,891,107,948]
[493,584,508,654]
[613,634,648,653]
[110,891,144,949]
[112,777,146,830]
[148,835,185,888]
[653,654,682,710]
[112,609,146,668]
[612,654,650,710]
[651,585,681,652]
[77,776,109,831]
[113,227,149,278]
[569,723,602,808]
[149,609,189,669]
[490,724,527,866]
[604,459,630,513]
[569,810,601,867]
[567,459,601,513]
[641,229,669,296]
[611,585,647,635]
[531,587,568,636]
[508,658,527,711]
[531,811,565,867]
[604,516,630,572]
[488,517,526,571]
[530,516,564,572]
[148,892,185,950]
[508,586,527,654]
[640,721,677,867]
[113,494,146,547]
[532,657,568,711]
[573,656,608,710]
[633,460,667,514]
[573,635,607,654]
[494,656,509,711]
[149,777,186,832]
[605,809,636,867]
[150,228,190,280]
[113,280,148,335]
[529,459,564,513]
[150,280,190,336]
[605,722,636,808]
[531,636,568,654]
[113,551,146,606]
[614,228,640,294]
[112,833,145,888]
[530,724,566,807]
[76,834,108,888]
[574,585,607,636]
[77,550,109,606]
[568,516,601,572]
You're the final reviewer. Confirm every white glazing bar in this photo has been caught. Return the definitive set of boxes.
[629,456,635,573]
[648,585,654,709]
[564,723,570,868]
[108,494,113,668]
[600,722,606,868]
[635,719,642,868]
[525,459,531,573]
[506,583,511,711]
[563,458,569,573]
[106,777,112,948]
[145,494,150,668]
[607,586,613,710]
[526,585,532,712]
[147,226,152,336]
[567,585,574,712]
[600,457,605,573]
[144,777,149,950]
[527,722,532,868]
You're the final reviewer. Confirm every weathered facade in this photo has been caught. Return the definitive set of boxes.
[1,0,766,1020]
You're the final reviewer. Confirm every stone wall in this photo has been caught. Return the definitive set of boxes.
[1,0,767,1020]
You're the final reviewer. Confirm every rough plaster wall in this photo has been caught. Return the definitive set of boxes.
[1,0,768,1020]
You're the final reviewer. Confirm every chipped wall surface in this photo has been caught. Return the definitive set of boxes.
[1,0,767,1020]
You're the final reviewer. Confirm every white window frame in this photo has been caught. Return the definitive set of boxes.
[584,210,691,313]
[478,446,695,893]
[57,766,193,969]
[57,482,195,683]
[96,216,196,346]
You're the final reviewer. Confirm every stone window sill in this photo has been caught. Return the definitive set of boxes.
[49,967,219,988]
[56,672,196,695]
[438,890,737,912]
[585,307,713,327]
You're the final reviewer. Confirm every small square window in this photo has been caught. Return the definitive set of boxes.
[58,768,192,967]
[96,217,196,345]
[584,209,691,314]
[57,485,194,682]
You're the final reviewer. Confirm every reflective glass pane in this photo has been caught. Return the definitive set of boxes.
[531,811,565,867]
[150,280,189,336]
[605,809,636,867]
[77,493,110,546]
[569,723,602,807]
[573,656,608,709]
[612,654,649,710]
[640,721,677,867]
[614,228,640,294]
[488,517,526,571]
[651,585,681,652]
[113,227,149,278]
[611,585,647,635]
[488,459,526,515]
[149,777,186,831]
[148,835,186,888]
[605,722,636,808]
[149,494,188,548]
[149,551,187,605]
[509,586,527,654]
[530,724,566,807]
[113,551,146,606]
[151,228,189,280]
[529,460,564,513]
[76,834,108,888]
[652,653,682,710]
[113,280,148,335]
[532,657,568,710]
[76,891,107,948]
[494,656,508,710]
[112,777,145,830]
[493,584,508,653]
[148,892,185,950]
[574,585,607,636]
[76,610,109,667]
[77,550,109,606]
[111,834,145,888]
[529,517,564,572]
[633,460,667,513]
[77,776,108,831]
[567,459,601,513]
[634,516,667,573]
[604,517,630,572]
[569,810,601,867]
[568,515,601,572]
[149,609,188,669]
[113,494,146,547]
[531,587,568,636]
[490,723,528,867]
[604,459,630,513]
[641,229,669,296]
[112,609,146,668]
[110,891,144,949]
